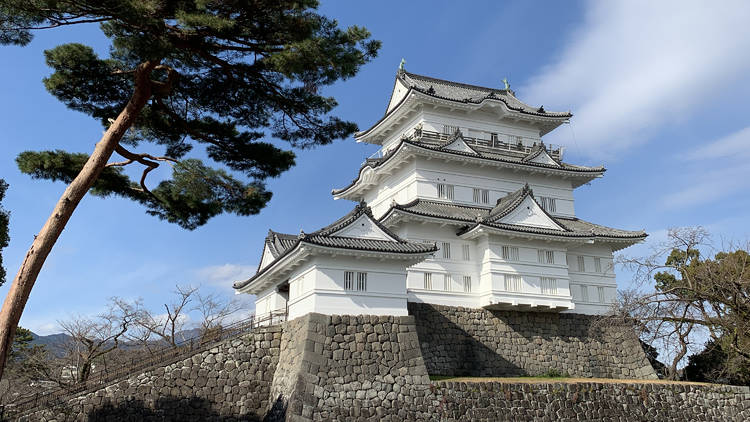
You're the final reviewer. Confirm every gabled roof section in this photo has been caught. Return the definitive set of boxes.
[484,185,565,230]
[523,143,561,167]
[332,139,605,199]
[440,130,480,155]
[380,197,647,244]
[400,71,571,118]
[235,203,437,291]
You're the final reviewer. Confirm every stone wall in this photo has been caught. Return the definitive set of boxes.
[426,381,750,422]
[17,309,750,422]
[408,302,656,379]
[19,326,282,422]
[268,313,432,421]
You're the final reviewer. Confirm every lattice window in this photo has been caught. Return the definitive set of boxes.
[598,286,605,303]
[541,277,557,295]
[437,183,454,200]
[423,272,432,290]
[442,124,460,135]
[442,242,451,259]
[357,272,367,292]
[462,244,471,261]
[577,256,586,272]
[463,275,472,293]
[538,196,557,213]
[504,274,522,292]
[538,250,555,264]
[472,188,489,204]
[502,246,519,261]
[444,274,452,291]
[594,257,602,273]
[581,285,589,302]
[344,271,354,290]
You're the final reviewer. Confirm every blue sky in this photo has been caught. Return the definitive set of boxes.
[1,0,748,335]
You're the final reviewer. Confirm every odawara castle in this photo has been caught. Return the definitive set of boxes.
[234,66,646,321]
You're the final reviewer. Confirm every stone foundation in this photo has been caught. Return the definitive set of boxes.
[18,308,750,422]
[408,302,656,379]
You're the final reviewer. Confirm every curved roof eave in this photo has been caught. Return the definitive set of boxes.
[332,141,605,199]
[355,89,571,143]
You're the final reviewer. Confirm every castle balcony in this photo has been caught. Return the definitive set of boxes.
[365,129,563,163]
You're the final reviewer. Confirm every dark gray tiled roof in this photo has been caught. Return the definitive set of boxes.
[385,195,646,240]
[401,72,571,118]
[235,204,437,290]
[486,184,533,222]
[332,139,604,196]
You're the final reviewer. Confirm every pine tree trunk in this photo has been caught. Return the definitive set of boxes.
[0,61,158,381]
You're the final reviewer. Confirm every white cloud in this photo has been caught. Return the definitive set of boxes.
[662,125,750,208]
[194,263,256,291]
[684,126,750,161]
[521,0,750,158]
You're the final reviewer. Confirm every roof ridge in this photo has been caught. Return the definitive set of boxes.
[403,71,508,95]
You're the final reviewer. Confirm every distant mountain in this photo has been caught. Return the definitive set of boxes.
[30,332,71,358]
[28,327,207,359]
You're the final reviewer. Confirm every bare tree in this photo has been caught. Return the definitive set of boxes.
[194,291,243,341]
[616,227,750,380]
[133,285,197,349]
[59,298,137,383]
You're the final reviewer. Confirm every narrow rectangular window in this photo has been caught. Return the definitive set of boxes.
[538,250,555,264]
[344,271,354,290]
[423,272,432,290]
[598,286,605,303]
[442,124,459,135]
[541,277,557,295]
[462,244,471,261]
[538,197,556,213]
[490,133,498,146]
[444,274,452,291]
[437,183,454,200]
[442,242,451,259]
[357,272,367,291]
[481,189,489,204]
[594,257,602,273]
[577,256,586,272]
[463,275,472,293]
[581,285,589,302]
[504,274,522,292]
[473,188,481,203]
[502,246,519,261]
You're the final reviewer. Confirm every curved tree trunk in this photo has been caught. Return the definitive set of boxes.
[0,61,158,381]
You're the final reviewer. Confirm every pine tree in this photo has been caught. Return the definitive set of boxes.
[0,0,380,378]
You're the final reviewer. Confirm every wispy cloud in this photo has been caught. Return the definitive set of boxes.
[663,126,750,208]
[521,0,750,158]
[194,263,256,292]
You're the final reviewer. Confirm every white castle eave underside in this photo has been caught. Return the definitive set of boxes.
[235,242,432,295]
[355,90,569,145]
[332,142,603,200]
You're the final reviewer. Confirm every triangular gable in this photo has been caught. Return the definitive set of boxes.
[258,242,277,271]
[523,145,561,167]
[330,213,399,241]
[441,135,479,155]
[386,76,410,114]
[494,195,565,230]
[528,149,560,166]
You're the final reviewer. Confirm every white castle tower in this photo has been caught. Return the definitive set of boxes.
[234,68,646,320]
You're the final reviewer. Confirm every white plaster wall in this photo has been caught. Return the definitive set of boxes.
[565,243,618,314]
[285,256,410,319]
[410,159,576,217]
[253,286,288,322]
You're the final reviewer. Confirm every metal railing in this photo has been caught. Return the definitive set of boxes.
[366,129,563,162]
[7,310,287,417]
